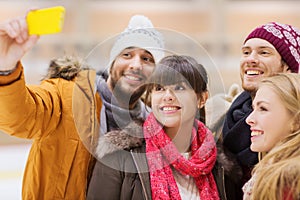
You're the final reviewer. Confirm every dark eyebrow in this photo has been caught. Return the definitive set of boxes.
[241,46,251,51]
[145,50,153,56]
[242,46,250,49]
[124,47,151,53]
[242,46,275,51]
[257,46,276,50]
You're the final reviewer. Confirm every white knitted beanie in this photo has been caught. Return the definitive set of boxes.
[109,15,165,63]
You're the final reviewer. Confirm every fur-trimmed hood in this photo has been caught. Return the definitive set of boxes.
[94,117,242,183]
[95,119,145,159]
[43,56,90,80]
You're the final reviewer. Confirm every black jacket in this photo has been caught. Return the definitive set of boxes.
[222,91,258,199]
[87,119,239,200]
[87,119,151,200]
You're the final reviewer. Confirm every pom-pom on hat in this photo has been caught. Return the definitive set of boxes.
[110,15,165,64]
[244,22,300,73]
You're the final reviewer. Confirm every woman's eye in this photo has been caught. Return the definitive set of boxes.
[258,106,268,111]
[154,85,164,91]
[174,85,185,90]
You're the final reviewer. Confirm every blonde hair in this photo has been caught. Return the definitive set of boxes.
[251,73,300,200]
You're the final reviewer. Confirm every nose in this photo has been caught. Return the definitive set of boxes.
[129,56,143,70]
[245,52,259,66]
[246,111,255,126]
[163,89,175,102]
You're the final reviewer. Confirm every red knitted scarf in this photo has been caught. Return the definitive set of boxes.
[144,113,219,200]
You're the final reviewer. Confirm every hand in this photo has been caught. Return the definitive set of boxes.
[0,15,39,71]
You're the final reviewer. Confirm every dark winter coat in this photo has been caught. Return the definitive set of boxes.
[87,119,150,200]
[87,119,241,200]
[222,91,258,199]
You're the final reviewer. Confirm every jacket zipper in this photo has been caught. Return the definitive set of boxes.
[130,150,149,200]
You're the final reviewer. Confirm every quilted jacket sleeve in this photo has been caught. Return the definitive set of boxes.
[0,62,62,139]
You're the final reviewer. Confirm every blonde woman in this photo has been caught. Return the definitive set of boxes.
[243,73,300,200]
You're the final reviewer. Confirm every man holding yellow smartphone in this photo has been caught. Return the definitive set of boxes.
[0,7,164,200]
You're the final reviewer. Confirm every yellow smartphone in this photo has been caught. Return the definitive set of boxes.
[26,6,65,35]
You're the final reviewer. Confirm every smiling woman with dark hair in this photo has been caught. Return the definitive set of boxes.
[87,55,220,200]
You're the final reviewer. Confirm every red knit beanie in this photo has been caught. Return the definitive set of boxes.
[244,22,300,73]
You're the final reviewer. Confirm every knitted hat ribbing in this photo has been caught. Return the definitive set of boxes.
[244,22,300,73]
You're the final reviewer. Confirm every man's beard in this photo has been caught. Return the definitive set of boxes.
[110,77,146,108]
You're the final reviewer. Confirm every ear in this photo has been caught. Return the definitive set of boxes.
[109,60,116,75]
[282,61,292,73]
[197,91,209,109]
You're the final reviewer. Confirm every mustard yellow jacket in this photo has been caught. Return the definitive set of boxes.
[0,63,101,200]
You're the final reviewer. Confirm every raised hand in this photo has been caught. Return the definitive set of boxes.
[0,15,39,71]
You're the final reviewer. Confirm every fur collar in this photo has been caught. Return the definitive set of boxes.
[42,56,90,80]
[95,119,144,159]
[94,117,243,182]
